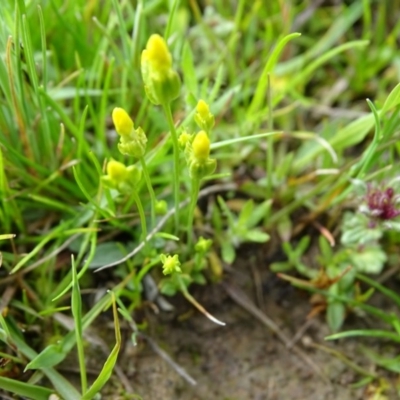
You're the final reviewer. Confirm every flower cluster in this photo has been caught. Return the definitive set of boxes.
[194,99,215,133]
[364,185,400,221]
[179,100,217,180]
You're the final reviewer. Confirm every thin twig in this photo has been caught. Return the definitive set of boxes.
[95,182,237,272]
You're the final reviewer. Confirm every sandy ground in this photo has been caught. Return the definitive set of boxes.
[98,248,399,400]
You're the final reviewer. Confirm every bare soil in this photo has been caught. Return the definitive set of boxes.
[98,246,400,400]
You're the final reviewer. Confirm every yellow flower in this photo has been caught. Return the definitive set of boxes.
[192,131,210,161]
[112,108,148,158]
[194,99,215,132]
[102,160,142,193]
[106,160,128,181]
[141,34,181,105]
[187,131,216,180]
[112,107,134,137]
[160,254,181,275]
[196,99,209,116]
[142,34,172,73]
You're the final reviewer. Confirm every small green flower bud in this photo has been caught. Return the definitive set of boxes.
[160,254,181,275]
[178,131,192,149]
[195,236,213,253]
[194,99,215,132]
[155,200,168,215]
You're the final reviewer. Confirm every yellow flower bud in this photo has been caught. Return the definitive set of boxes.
[142,34,172,72]
[186,131,216,180]
[141,34,181,105]
[112,107,134,137]
[102,160,142,193]
[194,99,215,132]
[196,99,209,116]
[106,160,128,182]
[192,131,210,161]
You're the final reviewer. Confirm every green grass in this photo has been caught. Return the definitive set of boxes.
[2,0,400,397]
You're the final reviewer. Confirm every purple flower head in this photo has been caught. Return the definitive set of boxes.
[365,184,400,221]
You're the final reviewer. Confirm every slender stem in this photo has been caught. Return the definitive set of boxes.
[163,103,180,230]
[140,156,156,228]
[187,177,201,246]
[132,191,147,241]
[178,275,225,326]
[71,259,87,393]
[76,331,87,393]
[266,74,273,198]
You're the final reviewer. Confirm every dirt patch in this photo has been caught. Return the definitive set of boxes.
[104,249,399,400]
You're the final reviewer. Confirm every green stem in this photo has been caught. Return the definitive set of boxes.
[140,156,156,228]
[71,260,87,393]
[266,74,273,199]
[355,99,381,179]
[132,191,147,241]
[76,328,87,393]
[163,103,180,230]
[187,177,201,246]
